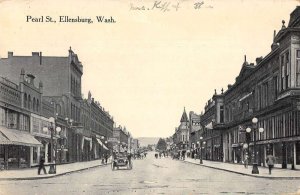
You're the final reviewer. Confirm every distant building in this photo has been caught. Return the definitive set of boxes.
[189,111,201,153]
[173,107,189,150]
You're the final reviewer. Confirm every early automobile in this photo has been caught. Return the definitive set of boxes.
[111,152,132,170]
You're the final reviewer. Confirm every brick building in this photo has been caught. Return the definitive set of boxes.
[199,7,300,169]
[0,48,83,162]
[0,70,63,169]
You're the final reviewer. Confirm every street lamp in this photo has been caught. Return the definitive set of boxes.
[199,137,204,164]
[246,117,264,174]
[43,117,61,174]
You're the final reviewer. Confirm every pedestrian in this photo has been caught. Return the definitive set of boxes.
[266,154,276,174]
[244,153,249,168]
[105,153,108,164]
[38,156,47,175]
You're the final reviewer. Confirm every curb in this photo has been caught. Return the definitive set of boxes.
[0,163,110,181]
[182,160,300,180]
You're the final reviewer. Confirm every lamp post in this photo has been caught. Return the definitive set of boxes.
[198,137,206,164]
[199,137,203,164]
[65,118,73,162]
[43,117,61,174]
[246,117,264,174]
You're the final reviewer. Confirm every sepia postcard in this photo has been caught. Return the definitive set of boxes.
[0,0,300,194]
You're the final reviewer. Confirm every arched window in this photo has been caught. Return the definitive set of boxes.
[28,95,31,110]
[24,93,27,108]
[33,97,36,111]
[37,99,40,112]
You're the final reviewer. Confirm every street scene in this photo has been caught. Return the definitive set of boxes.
[0,152,299,195]
[1,0,300,194]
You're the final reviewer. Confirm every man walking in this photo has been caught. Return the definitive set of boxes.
[266,154,276,174]
[244,153,249,169]
[38,156,47,175]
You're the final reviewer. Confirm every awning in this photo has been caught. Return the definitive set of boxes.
[102,144,108,150]
[0,127,42,147]
[205,122,213,130]
[96,138,108,150]
[239,92,253,102]
[0,131,11,145]
[96,138,104,146]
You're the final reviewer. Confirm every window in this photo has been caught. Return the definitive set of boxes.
[286,52,290,89]
[281,55,285,91]
[28,95,31,110]
[33,97,36,111]
[220,105,224,123]
[273,76,278,99]
[0,107,5,126]
[56,104,61,115]
[7,110,18,129]
[296,50,300,86]
[37,99,39,112]
[24,93,27,108]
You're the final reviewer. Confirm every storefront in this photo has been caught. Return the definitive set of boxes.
[0,127,42,169]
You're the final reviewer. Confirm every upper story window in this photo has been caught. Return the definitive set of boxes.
[296,50,300,87]
[33,97,36,111]
[28,95,31,110]
[24,93,27,108]
[220,105,224,123]
[280,51,290,91]
[7,110,18,129]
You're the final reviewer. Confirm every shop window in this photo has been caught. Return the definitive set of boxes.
[33,147,38,164]
[274,143,283,164]
[296,142,300,164]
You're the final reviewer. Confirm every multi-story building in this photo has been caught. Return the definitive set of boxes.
[0,48,83,162]
[132,139,140,153]
[0,70,62,169]
[189,111,201,153]
[113,126,129,152]
[200,7,300,169]
[174,108,190,150]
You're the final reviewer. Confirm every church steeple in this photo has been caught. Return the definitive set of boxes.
[180,107,188,123]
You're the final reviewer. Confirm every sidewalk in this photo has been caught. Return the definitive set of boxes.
[183,158,300,179]
[0,159,109,181]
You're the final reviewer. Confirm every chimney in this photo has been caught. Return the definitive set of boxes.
[8,52,13,58]
[271,30,279,51]
[227,84,232,89]
[26,74,35,85]
[39,81,43,93]
[39,52,42,65]
[256,57,263,65]
[32,52,39,56]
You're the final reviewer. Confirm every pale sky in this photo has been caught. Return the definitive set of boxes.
[0,0,299,138]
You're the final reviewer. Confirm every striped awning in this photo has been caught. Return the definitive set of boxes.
[0,131,11,145]
[96,138,109,150]
[0,127,42,146]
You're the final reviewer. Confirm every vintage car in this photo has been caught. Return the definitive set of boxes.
[111,152,132,170]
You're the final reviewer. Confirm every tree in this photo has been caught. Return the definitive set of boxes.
[156,138,167,151]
